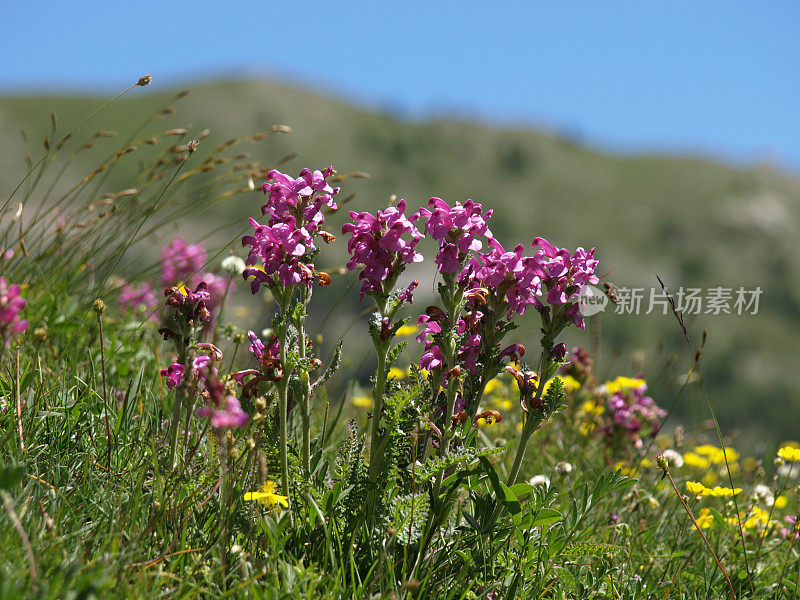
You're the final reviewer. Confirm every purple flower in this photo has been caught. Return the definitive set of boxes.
[160,363,185,391]
[341,199,423,299]
[243,166,338,293]
[419,197,493,274]
[197,395,249,428]
[161,238,207,286]
[118,281,158,321]
[465,238,543,316]
[531,237,599,329]
[164,281,212,324]
[0,277,27,348]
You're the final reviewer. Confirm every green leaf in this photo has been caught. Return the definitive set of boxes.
[515,508,562,530]
[0,463,25,490]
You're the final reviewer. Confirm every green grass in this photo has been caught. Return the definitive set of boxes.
[0,81,798,599]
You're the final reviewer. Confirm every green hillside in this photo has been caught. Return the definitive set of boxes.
[2,78,798,447]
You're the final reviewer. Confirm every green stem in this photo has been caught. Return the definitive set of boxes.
[297,289,312,476]
[277,379,289,499]
[166,347,188,470]
[506,353,553,486]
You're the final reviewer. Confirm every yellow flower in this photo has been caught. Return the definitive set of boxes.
[686,481,742,497]
[395,324,419,337]
[244,481,289,508]
[604,376,646,395]
[742,456,757,474]
[579,422,595,436]
[388,367,406,380]
[686,481,708,496]
[774,495,788,509]
[694,508,713,529]
[562,375,581,393]
[352,395,373,408]
[484,378,503,396]
[581,400,604,416]
[778,446,800,462]
[743,506,770,529]
[491,397,513,411]
[694,445,739,464]
[701,471,719,486]
[683,452,711,470]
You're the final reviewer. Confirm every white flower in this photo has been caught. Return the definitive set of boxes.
[753,484,774,505]
[528,475,550,488]
[662,449,684,468]
[555,461,573,475]
[221,255,246,276]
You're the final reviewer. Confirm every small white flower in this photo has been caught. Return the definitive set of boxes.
[261,328,273,339]
[221,255,246,276]
[528,475,550,488]
[662,449,684,468]
[555,461,573,475]
[753,484,773,505]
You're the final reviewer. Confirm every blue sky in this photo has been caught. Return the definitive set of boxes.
[2,1,799,170]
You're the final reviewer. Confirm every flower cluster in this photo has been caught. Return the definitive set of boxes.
[601,378,665,449]
[243,167,339,292]
[118,281,159,321]
[160,238,229,311]
[463,238,542,316]
[341,199,423,299]
[161,238,207,286]
[0,277,27,348]
[163,282,212,328]
[419,197,493,273]
[532,237,599,329]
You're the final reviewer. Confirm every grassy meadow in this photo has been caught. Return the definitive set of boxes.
[0,77,798,598]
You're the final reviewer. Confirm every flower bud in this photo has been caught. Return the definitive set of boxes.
[550,343,567,362]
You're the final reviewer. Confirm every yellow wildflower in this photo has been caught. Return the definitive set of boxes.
[388,367,406,380]
[244,481,289,508]
[694,445,739,464]
[561,375,581,393]
[694,508,713,529]
[744,506,770,529]
[778,446,800,462]
[581,400,604,416]
[686,481,742,497]
[701,471,719,486]
[774,495,788,509]
[395,324,419,337]
[683,452,711,470]
[604,376,646,395]
[491,397,513,411]
[484,378,503,396]
[352,395,373,408]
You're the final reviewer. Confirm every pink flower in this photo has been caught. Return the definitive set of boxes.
[244,167,338,293]
[160,363,185,391]
[118,281,158,321]
[419,197,493,274]
[0,277,27,347]
[531,237,599,329]
[341,199,423,299]
[197,396,249,428]
[161,238,207,286]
